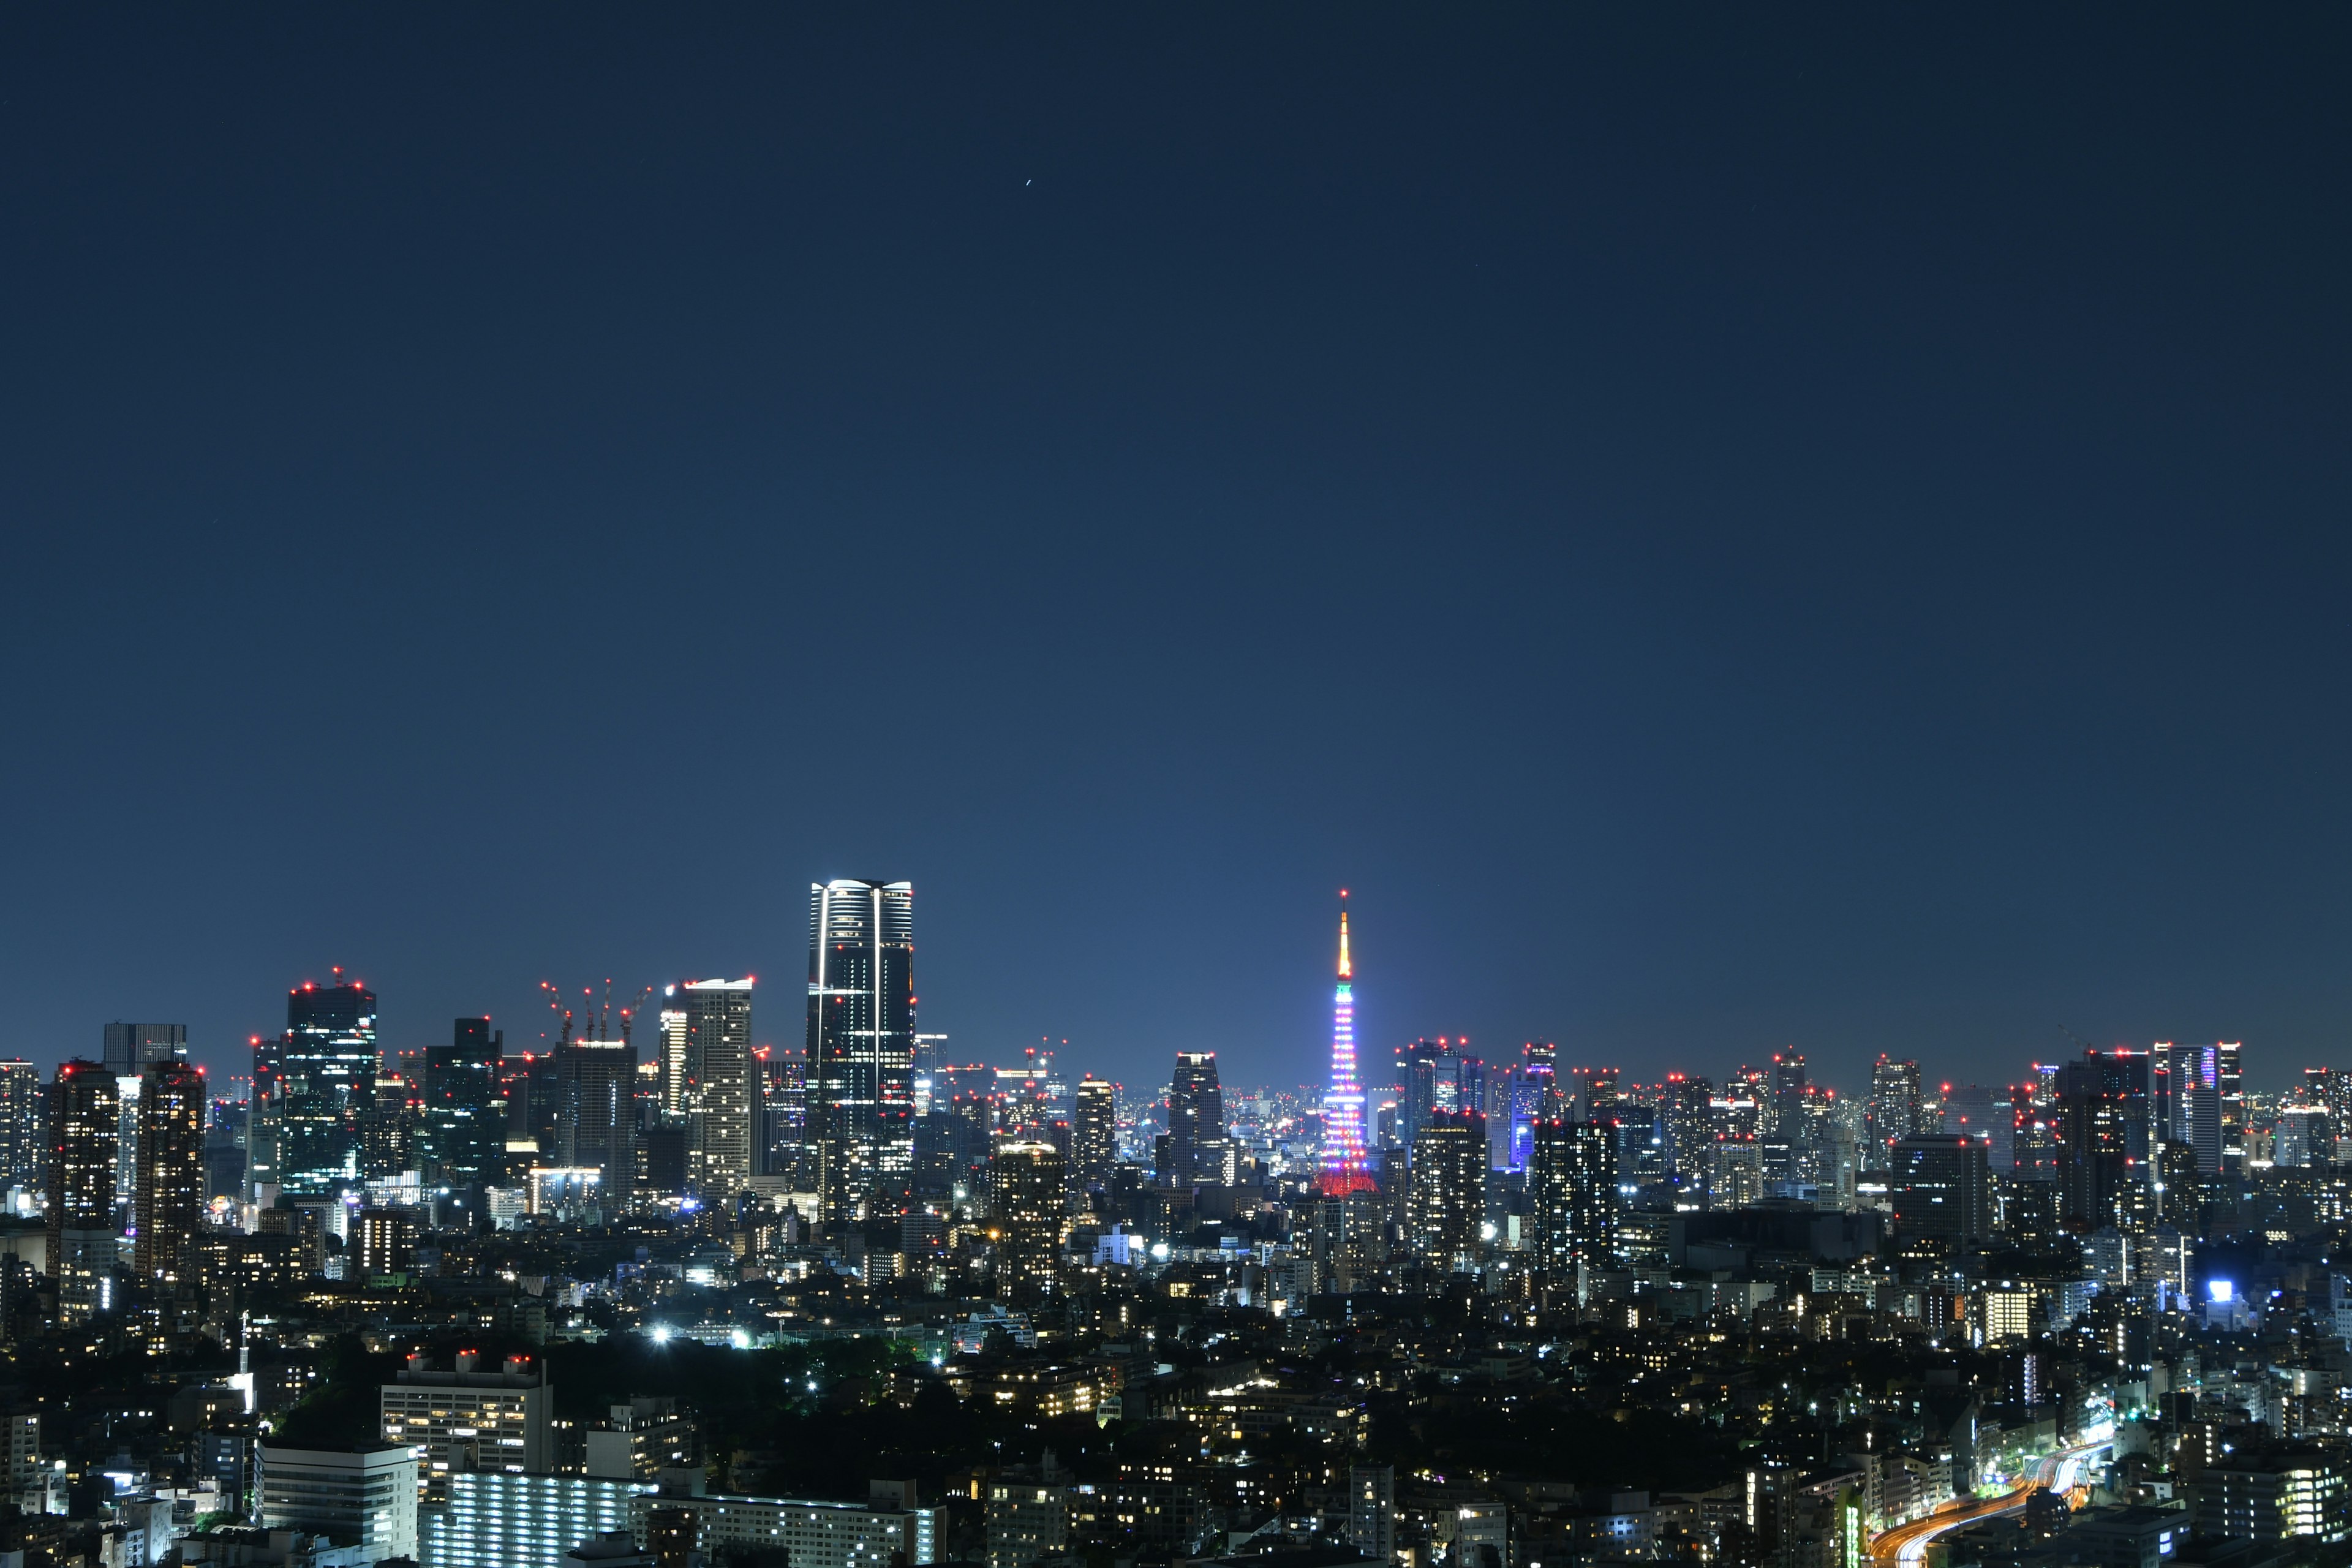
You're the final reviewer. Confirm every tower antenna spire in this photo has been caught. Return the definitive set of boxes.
[1317,888,1376,1196]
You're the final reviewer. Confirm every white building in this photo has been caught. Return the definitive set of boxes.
[256,1445,418,1566]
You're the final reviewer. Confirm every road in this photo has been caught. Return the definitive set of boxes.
[1866,1441,2110,1565]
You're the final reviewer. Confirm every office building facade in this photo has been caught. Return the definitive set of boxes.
[424,1017,504,1199]
[806,880,916,1225]
[273,981,379,1194]
[1164,1052,1224,1188]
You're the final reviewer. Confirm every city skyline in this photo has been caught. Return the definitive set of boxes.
[25,899,2320,1104]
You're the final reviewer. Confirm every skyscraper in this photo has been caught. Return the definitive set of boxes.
[135,1059,205,1282]
[655,994,691,1120]
[1866,1056,1923,1165]
[2056,1048,2150,1227]
[0,1061,40,1191]
[680,978,755,1201]
[1165,1052,1225,1188]
[1529,1117,1617,1289]
[102,1023,187,1077]
[1406,1110,1486,1272]
[423,1019,503,1201]
[1318,900,1376,1197]
[558,1031,636,1198]
[275,981,379,1194]
[2217,1040,2245,1174]
[1071,1077,1116,1194]
[47,1061,119,1324]
[989,1140,1065,1305]
[1888,1134,1990,1244]
[806,880,916,1227]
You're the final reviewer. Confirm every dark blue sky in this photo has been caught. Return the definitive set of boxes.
[4,9,2348,1095]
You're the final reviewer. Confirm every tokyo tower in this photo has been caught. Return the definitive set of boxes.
[1317,892,1378,1196]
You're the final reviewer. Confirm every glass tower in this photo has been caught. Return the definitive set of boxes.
[274,981,377,1195]
[806,880,915,1226]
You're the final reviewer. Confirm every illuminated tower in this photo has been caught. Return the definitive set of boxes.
[1318,896,1377,1196]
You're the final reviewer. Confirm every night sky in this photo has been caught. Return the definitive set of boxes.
[4,10,2349,1095]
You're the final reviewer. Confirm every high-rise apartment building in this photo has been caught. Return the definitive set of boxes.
[679,979,755,1201]
[424,1018,503,1199]
[1071,1078,1115,1194]
[1406,1110,1487,1272]
[806,880,916,1226]
[1528,1118,1617,1285]
[1165,1052,1226,1188]
[0,1061,42,1191]
[990,1140,1066,1305]
[134,1059,205,1282]
[47,1061,119,1324]
[655,993,692,1120]
[274,981,379,1194]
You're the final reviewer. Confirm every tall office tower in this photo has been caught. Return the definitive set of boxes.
[989,1140,1066,1305]
[423,1019,503,1197]
[1865,1056,1923,1165]
[102,1023,187,1077]
[1318,902,1378,1197]
[2156,1042,2223,1172]
[1501,1044,1561,1173]
[2056,1048,2150,1227]
[1400,1039,1485,1149]
[0,1061,39,1190]
[558,1033,637,1195]
[135,1059,205,1282]
[1765,1052,1806,1137]
[1888,1134,1990,1244]
[277,981,378,1194]
[1072,1078,1116,1194]
[806,878,916,1226]
[1528,1117,1617,1287]
[1660,1074,1713,1178]
[1165,1052,1226,1188]
[2217,1041,2245,1173]
[1406,1110,1487,1272]
[655,993,691,1119]
[47,1062,119,1324]
[680,978,755,1201]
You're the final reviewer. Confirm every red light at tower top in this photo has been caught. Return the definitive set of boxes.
[1317,897,1378,1197]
